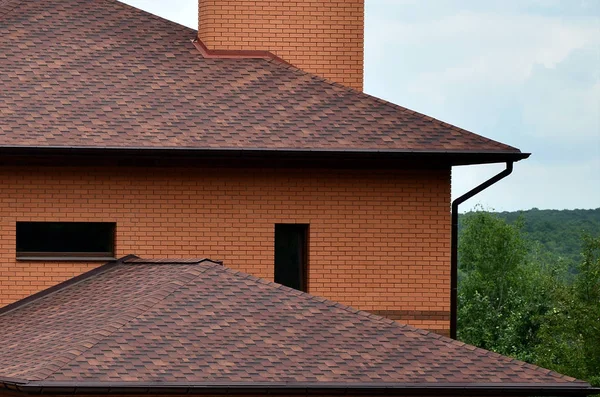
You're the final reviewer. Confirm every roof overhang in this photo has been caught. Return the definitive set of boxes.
[0,146,530,168]
[1,380,597,397]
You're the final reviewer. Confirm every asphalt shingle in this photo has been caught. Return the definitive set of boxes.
[0,0,523,156]
[0,257,590,388]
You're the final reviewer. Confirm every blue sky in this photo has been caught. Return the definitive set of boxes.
[122,0,599,212]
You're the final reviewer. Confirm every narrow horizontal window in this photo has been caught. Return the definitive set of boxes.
[16,222,115,261]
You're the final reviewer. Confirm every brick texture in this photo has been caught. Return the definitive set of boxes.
[198,0,365,91]
[0,166,450,332]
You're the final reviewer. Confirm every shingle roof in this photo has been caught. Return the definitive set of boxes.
[0,0,526,164]
[0,256,593,395]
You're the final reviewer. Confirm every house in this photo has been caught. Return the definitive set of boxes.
[0,0,598,394]
[0,0,528,338]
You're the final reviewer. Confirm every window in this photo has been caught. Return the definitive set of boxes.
[274,224,308,292]
[16,222,116,260]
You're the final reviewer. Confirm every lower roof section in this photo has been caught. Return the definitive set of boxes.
[0,256,594,396]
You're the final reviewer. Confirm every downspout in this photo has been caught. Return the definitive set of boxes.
[450,161,514,339]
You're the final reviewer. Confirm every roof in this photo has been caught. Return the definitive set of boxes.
[0,256,594,396]
[0,0,528,166]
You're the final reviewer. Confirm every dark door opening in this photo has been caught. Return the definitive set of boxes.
[274,224,308,292]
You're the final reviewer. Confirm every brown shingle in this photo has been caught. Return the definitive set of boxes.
[0,0,523,159]
[0,257,591,390]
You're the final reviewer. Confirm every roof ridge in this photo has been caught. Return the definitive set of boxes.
[0,0,17,8]
[0,259,122,319]
[0,255,220,320]
[37,259,216,382]
[123,257,223,265]
[205,264,578,383]
[0,0,24,19]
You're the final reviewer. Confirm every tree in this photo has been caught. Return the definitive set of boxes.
[457,211,558,362]
[458,210,600,387]
[535,235,600,386]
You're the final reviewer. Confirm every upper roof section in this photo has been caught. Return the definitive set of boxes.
[0,256,593,395]
[0,0,528,167]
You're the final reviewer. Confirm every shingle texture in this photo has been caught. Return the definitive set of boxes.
[0,0,521,154]
[0,257,588,387]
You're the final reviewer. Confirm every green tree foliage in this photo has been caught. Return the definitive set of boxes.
[534,236,600,385]
[457,211,600,386]
[494,208,600,267]
[458,212,552,361]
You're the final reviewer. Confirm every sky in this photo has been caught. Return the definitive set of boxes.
[121,0,599,212]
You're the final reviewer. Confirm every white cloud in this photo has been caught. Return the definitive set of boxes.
[365,1,599,210]
[519,48,600,143]
[367,10,598,91]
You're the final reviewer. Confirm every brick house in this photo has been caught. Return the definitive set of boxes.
[2,0,595,395]
[0,0,528,336]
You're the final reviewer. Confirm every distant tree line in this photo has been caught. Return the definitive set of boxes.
[457,209,600,386]
[493,208,600,267]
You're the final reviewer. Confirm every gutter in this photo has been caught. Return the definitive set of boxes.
[450,161,520,339]
[1,380,598,397]
[0,146,530,167]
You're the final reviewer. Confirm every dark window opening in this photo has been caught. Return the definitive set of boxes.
[16,222,116,260]
[274,224,308,292]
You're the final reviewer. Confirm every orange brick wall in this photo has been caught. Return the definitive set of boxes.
[198,0,364,91]
[0,166,450,332]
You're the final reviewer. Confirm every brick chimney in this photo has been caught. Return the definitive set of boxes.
[197,1,364,91]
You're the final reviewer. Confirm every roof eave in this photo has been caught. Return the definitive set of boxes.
[0,146,530,167]
[2,381,596,397]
